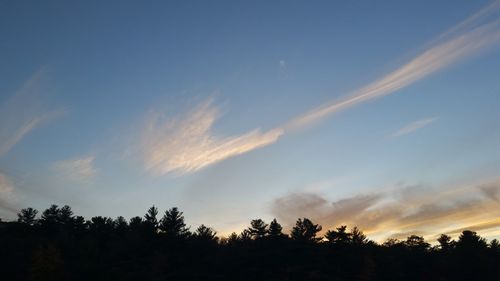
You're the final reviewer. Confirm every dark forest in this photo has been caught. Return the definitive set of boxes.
[1,205,499,281]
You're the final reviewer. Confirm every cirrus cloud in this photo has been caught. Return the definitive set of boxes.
[390,117,438,137]
[140,98,284,175]
[135,1,500,176]
[0,68,65,157]
[0,173,17,216]
[51,155,96,183]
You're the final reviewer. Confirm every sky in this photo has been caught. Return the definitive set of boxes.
[1,0,500,242]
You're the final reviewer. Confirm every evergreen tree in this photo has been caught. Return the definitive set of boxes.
[290,218,322,242]
[226,232,239,245]
[248,218,268,239]
[382,238,401,247]
[72,216,87,233]
[457,230,487,250]
[144,205,159,231]
[17,207,38,225]
[194,224,218,242]
[239,229,252,242]
[89,216,115,234]
[40,205,60,226]
[325,225,352,245]
[268,218,285,238]
[129,216,144,230]
[404,235,430,251]
[351,226,368,245]
[115,216,128,232]
[58,205,74,225]
[437,234,453,251]
[159,207,190,238]
[489,239,500,252]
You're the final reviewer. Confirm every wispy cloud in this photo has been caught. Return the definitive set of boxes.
[271,179,500,241]
[390,117,437,137]
[0,68,65,157]
[137,2,500,176]
[284,2,500,130]
[140,98,283,175]
[0,173,17,215]
[0,173,14,197]
[51,155,97,183]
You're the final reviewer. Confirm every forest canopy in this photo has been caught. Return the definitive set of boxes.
[1,204,499,281]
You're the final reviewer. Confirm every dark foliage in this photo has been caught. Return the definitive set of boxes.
[1,205,499,281]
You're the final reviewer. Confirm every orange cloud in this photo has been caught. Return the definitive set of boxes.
[271,179,500,242]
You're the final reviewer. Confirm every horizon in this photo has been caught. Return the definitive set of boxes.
[1,0,500,244]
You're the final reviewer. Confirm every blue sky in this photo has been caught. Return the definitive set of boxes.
[1,0,500,241]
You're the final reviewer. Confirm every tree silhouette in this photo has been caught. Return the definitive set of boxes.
[325,225,352,245]
[144,205,159,232]
[457,230,487,250]
[40,204,60,226]
[159,207,190,238]
[268,218,285,239]
[248,219,268,239]
[290,218,322,242]
[129,216,144,234]
[72,215,86,233]
[226,232,239,245]
[115,216,128,232]
[58,205,74,225]
[194,224,218,242]
[382,238,400,247]
[437,234,453,251]
[3,203,500,280]
[404,235,430,251]
[17,207,38,225]
[351,226,368,245]
[489,239,500,251]
[89,216,114,234]
[239,229,252,242]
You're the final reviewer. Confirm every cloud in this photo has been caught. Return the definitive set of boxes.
[444,218,500,237]
[0,173,14,196]
[479,183,500,201]
[136,2,500,176]
[271,179,500,241]
[51,156,96,183]
[390,117,437,137]
[388,230,428,241]
[284,7,500,130]
[0,68,65,157]
[271,192,383,231]
[0,173,17,215]
[140,98,284,175]
[0,111,64,156]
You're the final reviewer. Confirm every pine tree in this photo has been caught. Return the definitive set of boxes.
[351,226,368,245]
[268,218,285,238]
[290,218,322,242]
[248,219,268,239]
[194,224,218,242]
[437,234,453,251]
[159,207,190,238]
[17,207,38,225]
[239,229,252,242]
[325,225,352,245]
[144,205,159,231]
[115,216,128,232]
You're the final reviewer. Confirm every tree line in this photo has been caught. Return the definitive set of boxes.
[1,204,499,281]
